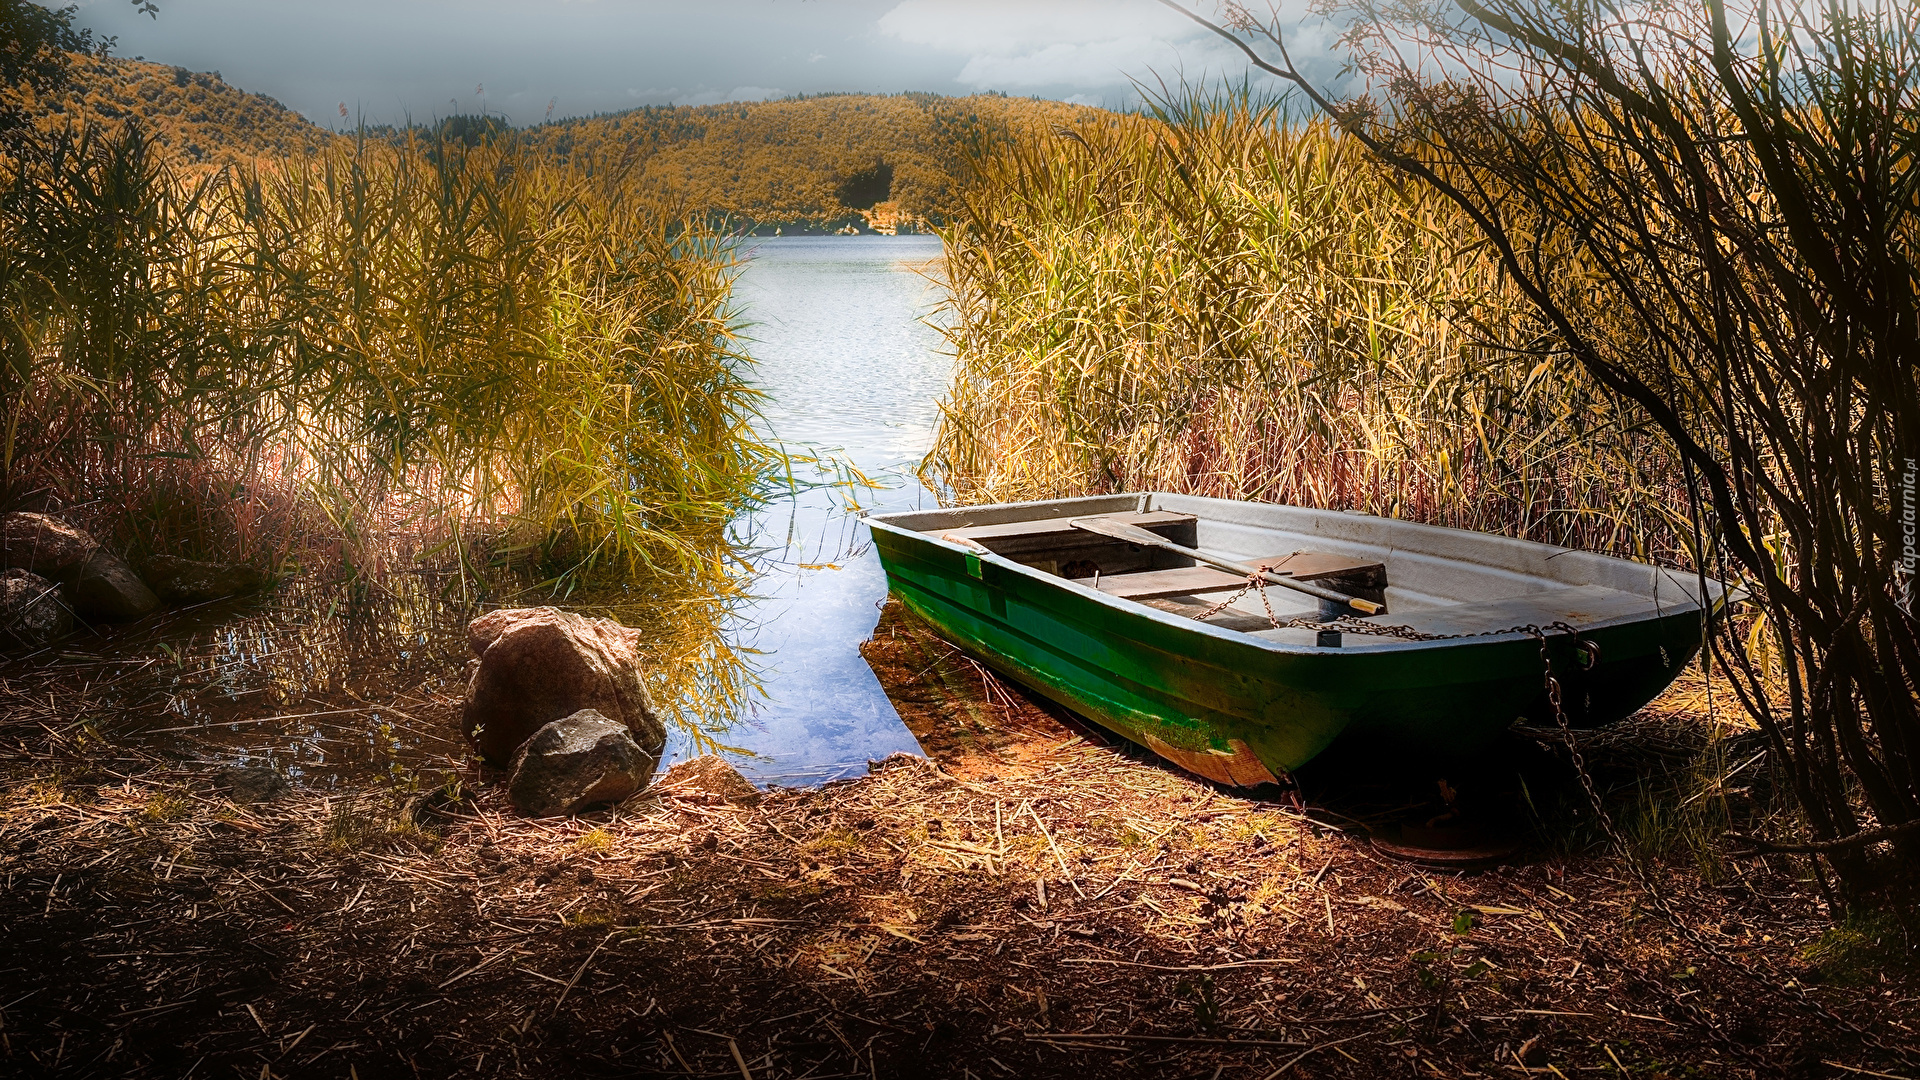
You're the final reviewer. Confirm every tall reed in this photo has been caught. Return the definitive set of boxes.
[1168,0,1920,889]
[1,122,779,740]
[925,97,1692,565]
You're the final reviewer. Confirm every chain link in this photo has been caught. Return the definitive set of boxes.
[1190,575,1674,918]
[1189,570,1575,644]
[1187,570,1907,1065]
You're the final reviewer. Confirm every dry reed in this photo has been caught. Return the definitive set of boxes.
[1,122,779,592]
[925,96,1692,566]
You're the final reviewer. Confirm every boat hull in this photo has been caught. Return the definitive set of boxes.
[869,496,1710,784]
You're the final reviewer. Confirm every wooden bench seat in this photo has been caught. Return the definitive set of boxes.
[1324,585,1647,639]
[940,511,1195,557]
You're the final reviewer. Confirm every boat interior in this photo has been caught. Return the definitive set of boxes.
[880,493,1718,649]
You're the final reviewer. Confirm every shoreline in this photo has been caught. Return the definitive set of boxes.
[0,601,1913,1078]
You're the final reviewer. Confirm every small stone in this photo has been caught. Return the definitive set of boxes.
[462,607,663,766]
[214,765,292,804]
[143,555,266,604]
[67,551,160,622]
[0,513,99,578]
[657,754,762,805]
[0,569,73,650]
[507,709,659,818]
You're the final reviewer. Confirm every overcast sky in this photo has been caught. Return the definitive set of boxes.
[59,0,1322,128]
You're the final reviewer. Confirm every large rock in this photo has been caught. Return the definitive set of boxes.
[67,551,160,622]
[0,513,160,622]
[507,709,659,817]
[0,569,72,650]
[462,607,662,765]
[0,513,99,578]
[143,555,266,604]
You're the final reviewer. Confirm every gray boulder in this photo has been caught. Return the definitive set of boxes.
[0,513,99,578]
[507,709,660,817]
[0,569,73,650]
[143,555,266,604]
[213,765,292,804]
[67,551,160,622]
[462,607,661,765]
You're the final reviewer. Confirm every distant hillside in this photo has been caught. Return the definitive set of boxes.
[522,92,1104,232]
[18,61,1106,230]
[25,55,336,166]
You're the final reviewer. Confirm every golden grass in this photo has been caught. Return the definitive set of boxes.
[927,98,1691,564]
[2,125,780,742]
[2,122,779,595]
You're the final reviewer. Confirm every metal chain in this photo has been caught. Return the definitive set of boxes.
[1189,571,1574,644]
[1191,572,1907,1064]
[1191,577,1673,913]
[1524,628,1799,1059]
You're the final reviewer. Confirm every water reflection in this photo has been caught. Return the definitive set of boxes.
[1,235,953,792]
[2,575,474,791]
[720,235,952,785]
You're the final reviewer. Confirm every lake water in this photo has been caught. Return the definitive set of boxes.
[6,235,955,792]
[718,234,953,785]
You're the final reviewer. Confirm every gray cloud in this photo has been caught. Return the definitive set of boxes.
[61,0,1307,126]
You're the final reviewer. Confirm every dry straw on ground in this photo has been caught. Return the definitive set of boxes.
[2,602,1915,1078]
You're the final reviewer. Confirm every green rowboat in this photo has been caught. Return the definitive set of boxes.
[868,493,1729,786]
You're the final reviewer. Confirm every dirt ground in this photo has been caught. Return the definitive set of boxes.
[1,599,1916,1079]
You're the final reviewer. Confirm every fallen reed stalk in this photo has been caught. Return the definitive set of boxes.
[0,601,1910,1077]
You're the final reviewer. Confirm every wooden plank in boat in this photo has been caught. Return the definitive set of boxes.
[942,511,1197,561]
[943,510,1194,544]
[1328,585,1650,640]
[1139,597,1281,633]
[1097,553,1389,600]
[1096,565,1244,599]
[1255,551,1388,588]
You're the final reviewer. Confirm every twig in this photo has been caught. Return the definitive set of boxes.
[438,946,515,990]
[728,1037,756,1080]
[1030,1032,1307,1049]
[1724,818,1920,854]
[1025,802,1087,898]
[1260,1032,1370,1079]
[550,931,615,1016]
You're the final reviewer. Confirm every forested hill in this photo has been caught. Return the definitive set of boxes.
[518,93,1103,232]
[26,58,1104,229]
[29,56,336,166]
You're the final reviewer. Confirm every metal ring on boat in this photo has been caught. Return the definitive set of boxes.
[1575,639,1602,670]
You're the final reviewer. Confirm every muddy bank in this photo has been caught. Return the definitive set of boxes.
[1,602,1915,1078]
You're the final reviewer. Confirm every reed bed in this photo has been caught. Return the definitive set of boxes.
[925,99,1691,565]
[1,122,778,740]
[1,121,777,593]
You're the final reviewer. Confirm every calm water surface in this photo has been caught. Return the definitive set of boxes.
[719,234,952,784]
[5,235,952,791]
